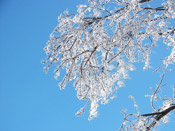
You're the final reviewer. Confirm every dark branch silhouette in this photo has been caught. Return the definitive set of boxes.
[141,104,175,130]
[139,0,152,3]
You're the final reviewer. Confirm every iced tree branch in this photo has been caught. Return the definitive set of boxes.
[151,69,167,111]
[43,0,175,127]
[142,104,175,130]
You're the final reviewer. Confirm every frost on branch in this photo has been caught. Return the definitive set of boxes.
[119,95,175,131]
[43,0,175,120]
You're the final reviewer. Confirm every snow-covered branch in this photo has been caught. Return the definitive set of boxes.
[43,0,175,125]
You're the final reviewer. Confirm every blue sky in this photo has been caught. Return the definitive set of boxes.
[0,0,175,131]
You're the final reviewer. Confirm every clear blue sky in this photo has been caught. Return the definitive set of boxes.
[0,0,175,131]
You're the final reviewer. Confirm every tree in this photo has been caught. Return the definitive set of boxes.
[43,0,175,130]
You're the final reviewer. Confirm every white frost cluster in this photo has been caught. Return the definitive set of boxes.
[163,0,175,18]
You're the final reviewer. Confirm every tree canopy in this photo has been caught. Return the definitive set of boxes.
[43,0,175,130]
